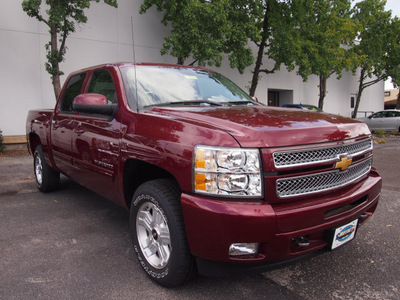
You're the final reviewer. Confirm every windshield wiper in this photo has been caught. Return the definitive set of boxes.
[144,100,223,108]
[225,100,261,106]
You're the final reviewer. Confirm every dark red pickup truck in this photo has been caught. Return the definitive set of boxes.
[26,63,382,287]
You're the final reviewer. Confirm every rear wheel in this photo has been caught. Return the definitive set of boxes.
[129,179,195,287]
[33,145,60,192]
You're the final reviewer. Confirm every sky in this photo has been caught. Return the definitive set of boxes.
[384,0,400,17]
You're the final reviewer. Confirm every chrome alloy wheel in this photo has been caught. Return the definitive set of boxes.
[136,202,171,269]
[35,155,43,185]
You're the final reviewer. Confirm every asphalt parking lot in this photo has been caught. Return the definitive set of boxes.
[0,139,399,300]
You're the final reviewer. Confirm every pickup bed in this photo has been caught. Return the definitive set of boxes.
[26,63,382,287]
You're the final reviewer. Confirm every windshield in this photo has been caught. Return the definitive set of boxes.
[303,105,322,112]
[120,65,256,110]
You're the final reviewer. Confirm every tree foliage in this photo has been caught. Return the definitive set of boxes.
[351,0,400,117]
[141,0,400,112]
[22,0,118,100]
[140,0,259,72]
[247,0,297,97]
[285,0,358,110]
[352,0,400,118]
[140,0,360,106]
[140,0,298,96]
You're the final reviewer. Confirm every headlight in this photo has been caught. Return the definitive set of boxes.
[193,145,263,198]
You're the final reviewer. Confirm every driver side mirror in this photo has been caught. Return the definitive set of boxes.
[73,93,117,117]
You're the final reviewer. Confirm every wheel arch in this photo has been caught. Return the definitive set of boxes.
[123,159,179,209]
[28,132,41,154]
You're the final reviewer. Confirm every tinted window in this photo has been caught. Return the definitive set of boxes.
[388,111,400,117]
[87,70,117,104]
[60,73,86,113]
[371,112,384,118]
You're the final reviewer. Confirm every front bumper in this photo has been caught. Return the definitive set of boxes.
[181,169,381,275]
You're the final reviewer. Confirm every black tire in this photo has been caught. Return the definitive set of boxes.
[33,145,60,192]
[129,179,196,287]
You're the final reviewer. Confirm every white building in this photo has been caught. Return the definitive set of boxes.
[0,0,384,141]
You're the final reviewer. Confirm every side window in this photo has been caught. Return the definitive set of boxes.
[372,112,384,118]
[87,70,117,104]
[59,73,86,113]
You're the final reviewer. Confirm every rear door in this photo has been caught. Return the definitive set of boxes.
[384,111,400,131]
[52,73,87,175]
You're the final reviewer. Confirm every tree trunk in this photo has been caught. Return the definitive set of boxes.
[249,6,270,97]
[318,75,327,110]
[352,69,366,119]
[353,89,364,119]
[52,75,62,101]
[50,24,62,100]
[177,57,184,65]
[249,39,266,97]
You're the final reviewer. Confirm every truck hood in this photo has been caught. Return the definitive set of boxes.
[148,106,370,148]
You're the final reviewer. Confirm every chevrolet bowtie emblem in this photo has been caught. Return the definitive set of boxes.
[335,156,352,171]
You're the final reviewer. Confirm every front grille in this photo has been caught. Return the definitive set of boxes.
[273,138,372,168]
[276,158,372,198]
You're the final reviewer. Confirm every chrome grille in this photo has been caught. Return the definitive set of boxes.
[273,138,372,168]
[276,158,372,198]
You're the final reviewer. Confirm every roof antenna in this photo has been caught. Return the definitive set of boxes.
[131,16,139,112]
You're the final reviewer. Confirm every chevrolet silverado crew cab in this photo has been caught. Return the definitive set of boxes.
[26,63,382,287]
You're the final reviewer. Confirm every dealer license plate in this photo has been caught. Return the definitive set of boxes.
[331,219,358,250]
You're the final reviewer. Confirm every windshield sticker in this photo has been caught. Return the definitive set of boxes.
[184,75,198,80]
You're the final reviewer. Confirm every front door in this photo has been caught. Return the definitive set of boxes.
[70,69,122,201]
[268,91,279,107]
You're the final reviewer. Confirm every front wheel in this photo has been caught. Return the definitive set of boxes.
[129,179,195,287]
[33,145,60,192]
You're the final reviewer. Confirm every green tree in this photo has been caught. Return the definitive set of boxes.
[140,0,299,97]
[247,0,298,97]
[351,0,400,117]
[223,0,264,76]
[140,0,257,71]
[288,0,357,110]
[22,0,118,100]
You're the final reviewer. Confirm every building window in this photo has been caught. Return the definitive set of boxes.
[384,91,391,97]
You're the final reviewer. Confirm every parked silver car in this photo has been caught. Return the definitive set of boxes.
[358,110,400,132]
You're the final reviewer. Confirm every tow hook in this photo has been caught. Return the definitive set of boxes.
[292,236,310,248]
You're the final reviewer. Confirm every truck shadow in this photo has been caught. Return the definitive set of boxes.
[49,176,296,299]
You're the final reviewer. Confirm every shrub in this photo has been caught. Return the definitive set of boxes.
[374,129,386,138]
[0,129,5,153]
